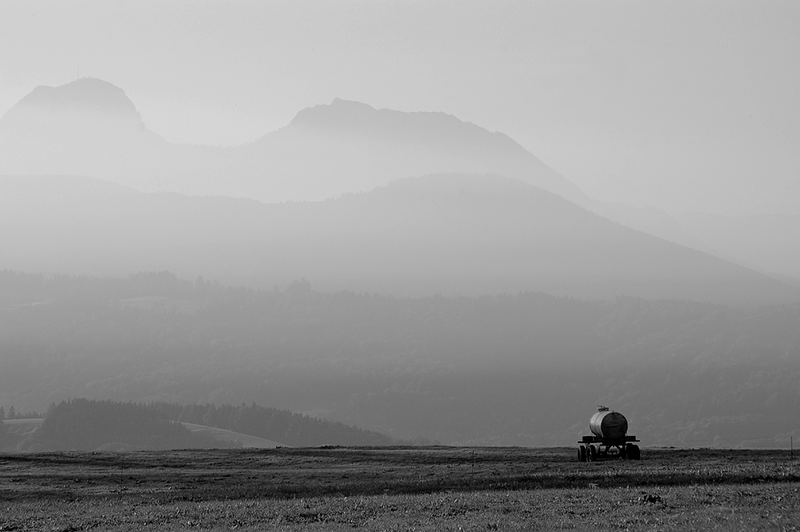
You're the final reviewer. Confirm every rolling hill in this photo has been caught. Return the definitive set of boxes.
[0,172,794,304]
[1,418,282,451]
[0,400,395,451]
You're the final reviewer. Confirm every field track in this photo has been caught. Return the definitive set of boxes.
[1,447,799,530]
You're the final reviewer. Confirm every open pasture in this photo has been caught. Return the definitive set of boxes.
[1,447,798,530]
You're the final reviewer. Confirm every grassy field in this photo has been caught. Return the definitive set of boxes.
[1,447,798,530]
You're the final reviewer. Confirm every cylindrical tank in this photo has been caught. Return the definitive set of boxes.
[589,408,628,440]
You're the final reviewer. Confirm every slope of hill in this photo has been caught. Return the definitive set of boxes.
[0,173,794,304]
[180,424,283,449]
[674,211,800,281]
[0,400,395,451]
[156,403,395,447]
[2,419,283,450]
[1,419,283,451]
[2,418,42,438]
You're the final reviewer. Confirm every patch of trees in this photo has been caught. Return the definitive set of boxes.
[34,399,229,451]
[0,406,41,420]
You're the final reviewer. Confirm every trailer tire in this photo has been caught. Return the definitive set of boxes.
[627,444,640,460]
[588,445,597,462]
[578,446,586,462]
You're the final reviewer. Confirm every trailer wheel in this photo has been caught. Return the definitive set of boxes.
[577,446,586,462]
[588,445,597,462]
[627,444,640,460]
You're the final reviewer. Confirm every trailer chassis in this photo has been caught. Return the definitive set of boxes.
[577,435,640,461]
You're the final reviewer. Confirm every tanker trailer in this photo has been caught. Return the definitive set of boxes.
[577,406,640,461]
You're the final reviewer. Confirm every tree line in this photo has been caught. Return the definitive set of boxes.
[0,406,42,420]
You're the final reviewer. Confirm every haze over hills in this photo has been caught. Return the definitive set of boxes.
[2,77,797,282]
[236,98,585,202]
[0,78,145,135]
[0,76,798,449]
[0,0,797,469]
[1,271,798,447]
[0,79,169,191]
[0,92,795,313]
[674,212,800,283]
[0,173,794,304]
[0,78,582,204]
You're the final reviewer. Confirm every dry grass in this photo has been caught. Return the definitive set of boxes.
[1,447,798,530]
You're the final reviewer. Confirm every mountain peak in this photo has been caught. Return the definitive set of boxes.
[0,78,156,175]
[265,98,587,204]
[287,98,518,147]
[289,98,378,128]
[330,97,375,110]
[20,78,139,116]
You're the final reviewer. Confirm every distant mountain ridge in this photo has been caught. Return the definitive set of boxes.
[2,78,798,282]
[287,98,533,159]
[0,79,153,143]
[0,172,794,304]
[0,78,582,202]
[12,78,142,118]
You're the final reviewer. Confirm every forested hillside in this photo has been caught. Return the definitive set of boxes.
[0,398,395,451]
[1,271,798,446]
[32,399,222,451]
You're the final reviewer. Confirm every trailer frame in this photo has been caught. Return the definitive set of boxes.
[577,435,640,461]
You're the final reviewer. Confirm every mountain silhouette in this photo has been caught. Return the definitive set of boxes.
[12,78,140,116]
[2,78,795,282]
[0,78,168,190]
[239,98,585,202]
[0,78,157,144]
[0,173,793,304]
[0,79,582,203]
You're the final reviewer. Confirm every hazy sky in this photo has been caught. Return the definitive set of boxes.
[1,0,798,213]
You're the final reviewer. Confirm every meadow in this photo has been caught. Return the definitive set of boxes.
[1,447,798,530]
